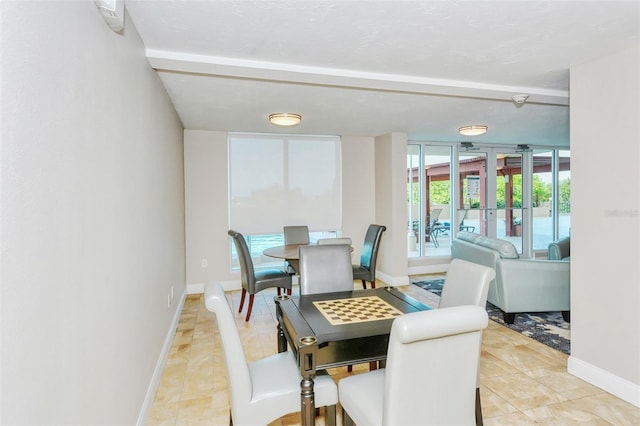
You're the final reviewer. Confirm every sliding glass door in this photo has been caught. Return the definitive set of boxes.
[407,142,570,259]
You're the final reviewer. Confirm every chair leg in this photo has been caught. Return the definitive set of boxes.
[342,408,355,426]
[347,365,353,372]
[238,289,246,313]
[369,361,378,370]
[502,312,516,324]
[475,387,483,426]
[245,294,255,321]
[361,280,367,289]
[277,288,281,296]
[325,404,337,426]
[287,288,292,296]
[371,280,376,289]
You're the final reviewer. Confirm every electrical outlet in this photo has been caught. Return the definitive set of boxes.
[201,259,208,268]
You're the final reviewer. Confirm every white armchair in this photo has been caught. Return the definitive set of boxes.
[451,231,570,324]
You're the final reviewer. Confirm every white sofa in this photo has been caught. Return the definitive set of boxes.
[451,231,570,324]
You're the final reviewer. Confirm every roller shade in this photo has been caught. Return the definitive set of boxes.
[229,133,342,235]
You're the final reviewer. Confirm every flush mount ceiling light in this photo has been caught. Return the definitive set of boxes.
[269,113,302,126]
[458,125,488,136]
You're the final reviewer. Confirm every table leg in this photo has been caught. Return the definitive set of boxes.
[275,302,287,353]
[277,322,287,353]
[300,375,316,426]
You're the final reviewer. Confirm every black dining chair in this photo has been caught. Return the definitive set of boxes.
[298,244,354,295]
[228,230,292,321]
[352,224,387,289]
[283,225,310,276]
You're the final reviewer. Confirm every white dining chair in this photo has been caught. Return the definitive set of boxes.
[338,305,488,426]
[204,281,338,426]
[438,258,495,426]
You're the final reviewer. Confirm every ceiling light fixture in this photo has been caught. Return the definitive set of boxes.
[458,125,488,136]
[269,113,302,127]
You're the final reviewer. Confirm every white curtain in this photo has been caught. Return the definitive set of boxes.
[228,133,342,235]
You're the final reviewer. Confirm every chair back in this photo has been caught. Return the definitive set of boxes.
[204,282,252,421]
[317,237,352,245]
[299,244,354,295]
[428,208,443,226]
[228,230,256,292]
[439,259,495,308]
[284,225,310,245]
[358,224,387,273]
[383,305,488,425]
[457,209,468,229]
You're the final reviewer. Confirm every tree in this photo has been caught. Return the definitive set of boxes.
[559,178,571,213]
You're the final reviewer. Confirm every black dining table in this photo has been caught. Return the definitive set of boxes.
[274,286,430,425]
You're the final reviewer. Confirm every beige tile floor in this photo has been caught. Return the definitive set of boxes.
[148,281,640,426]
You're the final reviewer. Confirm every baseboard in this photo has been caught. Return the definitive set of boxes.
[188,277,302,295]
[568,355,640,408]
[407,263,449,276]
[136,288,187,425]
[375,270,410,287]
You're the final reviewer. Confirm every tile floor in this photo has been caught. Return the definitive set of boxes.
[148,282,640,425]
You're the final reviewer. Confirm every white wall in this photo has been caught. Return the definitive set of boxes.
[568,43,640,407]
[183,131,380,291]
[1,2,185,424]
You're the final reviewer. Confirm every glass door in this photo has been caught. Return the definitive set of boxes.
[456,145,525,254]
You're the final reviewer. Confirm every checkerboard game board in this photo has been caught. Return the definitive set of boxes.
[313,296,404,325]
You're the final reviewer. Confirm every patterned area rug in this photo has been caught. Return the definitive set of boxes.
[412,279,571,355]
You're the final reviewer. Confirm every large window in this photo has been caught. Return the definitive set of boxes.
[228,133,342,269]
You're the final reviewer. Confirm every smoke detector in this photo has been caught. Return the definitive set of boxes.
[511,94,529,104]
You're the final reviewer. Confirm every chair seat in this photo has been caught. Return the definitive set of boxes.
[352,265,370,280]
[254,269,292,293]
[338,368,384,426]
[249,351,338,418]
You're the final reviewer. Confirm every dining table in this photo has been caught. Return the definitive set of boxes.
[274,286,430,425]
[263,243,354,274]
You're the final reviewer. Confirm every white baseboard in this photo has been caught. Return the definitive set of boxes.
[407,263,449,276]
[136,288,187,425]
[568,355,640,408]
[375,270,410,287]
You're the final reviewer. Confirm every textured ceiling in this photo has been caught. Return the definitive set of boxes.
[125,0,639,146]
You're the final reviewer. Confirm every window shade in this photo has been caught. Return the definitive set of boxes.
[229,133,342,235]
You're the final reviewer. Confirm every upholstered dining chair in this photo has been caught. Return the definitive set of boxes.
[316,237,352,246]
[338,305,488,426]
[204,282,338,426]
[283,225,310,275]
[298,244,354,295]
[352,224,386,289]
[438,258,495,426]
[228,230,292,321]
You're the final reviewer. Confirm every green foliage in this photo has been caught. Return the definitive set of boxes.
[429,181,450,204]
[559,178,571,213]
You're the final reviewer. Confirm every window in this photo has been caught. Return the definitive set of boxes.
[229,133,342,269]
